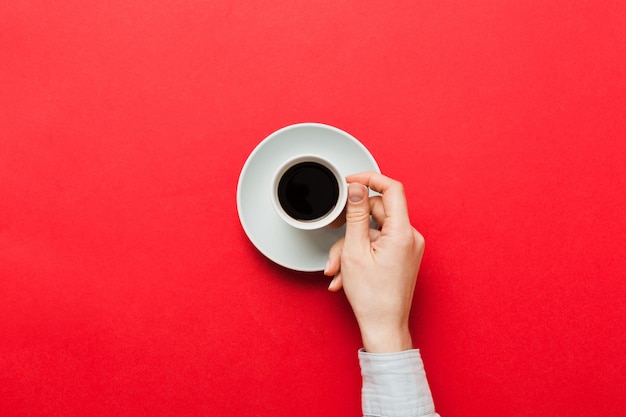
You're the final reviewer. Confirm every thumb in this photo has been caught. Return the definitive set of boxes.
[344,182,371,252]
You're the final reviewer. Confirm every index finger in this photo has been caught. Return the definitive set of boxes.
[346,171,411,227]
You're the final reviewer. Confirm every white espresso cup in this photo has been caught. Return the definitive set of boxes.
[271,154,347,230]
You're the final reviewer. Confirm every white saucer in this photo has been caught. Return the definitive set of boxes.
[236,123,380,271]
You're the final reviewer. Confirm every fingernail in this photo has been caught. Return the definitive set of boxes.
[324,259,331,275]
[327,277,336,290]
[349,183,365,203]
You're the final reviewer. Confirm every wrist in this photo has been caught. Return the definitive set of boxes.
[360,325,413,353]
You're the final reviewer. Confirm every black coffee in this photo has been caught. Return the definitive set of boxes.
[277,162,339,221]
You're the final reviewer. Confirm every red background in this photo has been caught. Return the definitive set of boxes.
[2,1,625,416]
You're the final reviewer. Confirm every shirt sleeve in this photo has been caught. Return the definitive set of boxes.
[359,349,439,417]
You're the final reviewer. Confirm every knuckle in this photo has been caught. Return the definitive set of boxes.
[393,225,414,243]
[391,227,424,253]
[411,229,426,257]
[345,209,370,224]
[329,244,343,260]
[413,229,425,248]
[391,179,405,195]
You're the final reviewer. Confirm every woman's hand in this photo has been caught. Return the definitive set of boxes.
[325,172,425,353]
